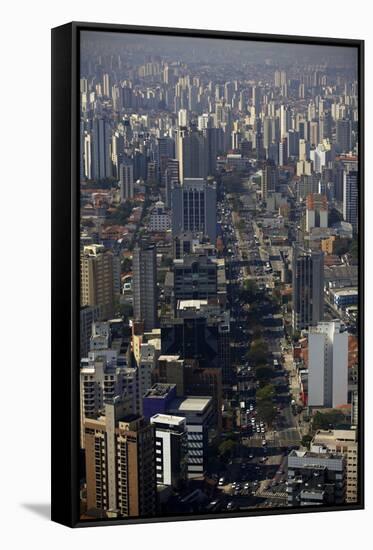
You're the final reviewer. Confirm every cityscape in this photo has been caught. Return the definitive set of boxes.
[79,30,360,521]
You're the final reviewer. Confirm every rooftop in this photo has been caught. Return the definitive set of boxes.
[169,395,212,413]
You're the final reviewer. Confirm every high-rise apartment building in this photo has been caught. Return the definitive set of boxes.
[305,193,328,232]
[84,399,156,518]
[308,321,348,408]
[292,245,324,331]
[119,161,134,200]
[92,118,113,181]
[80,244,115,321]
[132,244,158,331]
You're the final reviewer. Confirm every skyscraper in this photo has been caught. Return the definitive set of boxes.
[292,245,324,331]
[92,118,113,181]
[119,161,134,200]
[171,178,217,243]
[305,193,328,232]
[343,170,358,232]
[176,129,208,183]
[80,244,115,321]
[132,244,158,331]
[336,119,352,153]
[308,321,348,408]
[84,399,156,518]
[150,414,188,489]
[261,161,278,200]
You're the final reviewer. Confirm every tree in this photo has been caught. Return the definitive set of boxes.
[255,366,274,382]
[256,384,275,401]
[301,434,313,449]
[218,439,237,461]
[247,338,269,365]
[312,410,346,431]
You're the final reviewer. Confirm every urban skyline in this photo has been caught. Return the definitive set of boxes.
[79,29,360,521]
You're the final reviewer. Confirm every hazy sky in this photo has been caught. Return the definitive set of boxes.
[81,30,358,69]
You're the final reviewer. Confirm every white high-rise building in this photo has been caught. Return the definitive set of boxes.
[150,414,188,488]
[178,108,188,128]
[308,321,348,409]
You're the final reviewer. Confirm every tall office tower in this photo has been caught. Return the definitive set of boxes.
[150,414,188,489]
[274,70,282,87]
[178,108,188,128]
[309,120,319,147]
[225,81,235,105]
[102,73,110,97]
[343,170,358,232]
[198,113,211,131]
[121,85,133,109]
[319,111,332,140]
[158,137,175,180]
[280,105,291,138]
[83,133,92,179]
[308,321,348,408]
[305,193,328,232]
[292,244,324,331]
[171,178,217,243]
[310,141,333,173]
[336,118,352,153]
[298,119,308,141]
[261,161,278,200]
[311,429,358,503]
[80,244,115,321]
[119,161,134,201]
[167,396,214,479]
[287,449,346,506]
[164,158,179,208]
[279,137,288,166]
[172,256,217,305]
[204,126,224,176]
[263,117,272,151]
[287,129,300,157]
[111,132,125,178]
[80,305,101,358]
[92,118,113,181]
[252,85,262,115]
[132,244,158,331]
[176,129,208,182]
[84,399,156,518]
[299,138,310,161]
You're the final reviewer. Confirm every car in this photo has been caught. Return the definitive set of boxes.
[226,501,234,510]
[218,477,225,486]
[261,427,265,433]
[262,439,267,446]
[249,454,254,459]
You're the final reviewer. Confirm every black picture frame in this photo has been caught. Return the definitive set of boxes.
[51,21,365,528]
